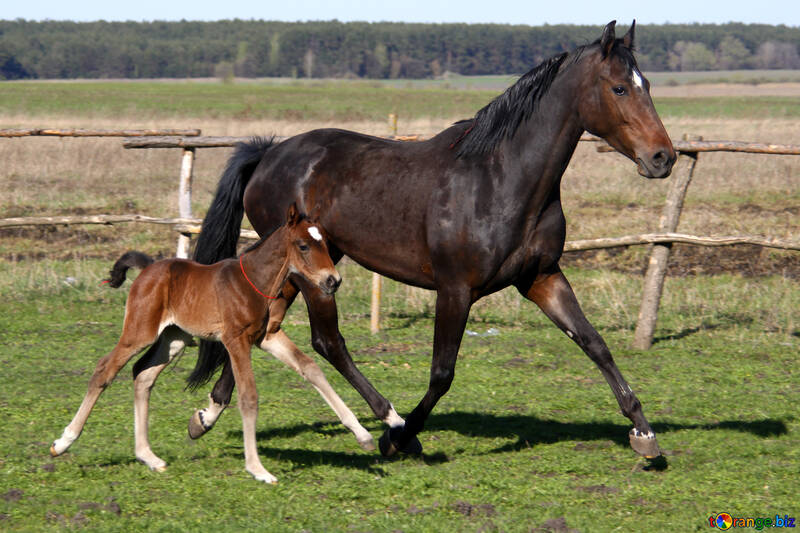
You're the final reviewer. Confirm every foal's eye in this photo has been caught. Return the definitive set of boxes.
[612,85,627,96]
[298,243,310,252]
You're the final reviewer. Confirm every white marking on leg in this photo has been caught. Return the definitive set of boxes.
[384,404,405,429]
[307,226,323,242]
[200,394,228,429]
[51,427,79,456]
[632,68,644,90]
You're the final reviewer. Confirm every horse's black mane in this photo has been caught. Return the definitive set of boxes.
[454,38,635,158]
[454,52,569,158]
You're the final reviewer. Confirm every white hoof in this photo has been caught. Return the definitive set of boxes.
[248,468,278,484]
[51,430,78,456]
[358,435,376,452]
[137,451,168,472]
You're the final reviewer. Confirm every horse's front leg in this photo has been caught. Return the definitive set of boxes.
[518,267,660,458]
[297,276,409,440]
[379,287,472,456]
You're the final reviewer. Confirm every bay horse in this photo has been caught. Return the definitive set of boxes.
[50,204,374,484]
[188,21,675,460]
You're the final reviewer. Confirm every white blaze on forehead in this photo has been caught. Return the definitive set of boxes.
[307,226,323,242]
[631,68,644,90]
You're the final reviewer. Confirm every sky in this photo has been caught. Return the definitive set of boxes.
[4,0,798,27]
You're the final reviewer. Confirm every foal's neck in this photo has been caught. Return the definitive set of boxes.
[238,227,290,298]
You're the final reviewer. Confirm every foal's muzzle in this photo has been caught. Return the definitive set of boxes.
[321,273,342,295]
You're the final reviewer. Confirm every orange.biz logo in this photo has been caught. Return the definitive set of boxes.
[709,513,795,530]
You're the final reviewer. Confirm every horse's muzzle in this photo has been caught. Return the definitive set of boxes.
[636,148,676,179]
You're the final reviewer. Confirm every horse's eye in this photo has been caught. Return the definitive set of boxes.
[613,85,627,96]
[298,243,310,252]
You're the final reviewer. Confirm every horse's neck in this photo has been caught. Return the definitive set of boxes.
[239,229,289,297]
[507,70,584,193]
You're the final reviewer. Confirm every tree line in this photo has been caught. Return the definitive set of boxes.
[1,19,798,80]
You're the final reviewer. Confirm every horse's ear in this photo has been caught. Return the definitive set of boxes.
[286,202,300,227]
[622,20,635,49]
[600,20,617,58]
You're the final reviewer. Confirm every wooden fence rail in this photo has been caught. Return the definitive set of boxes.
[0,128,201,138]
[3,127,798,349]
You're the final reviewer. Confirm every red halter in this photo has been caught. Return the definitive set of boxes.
[239,255,278,299]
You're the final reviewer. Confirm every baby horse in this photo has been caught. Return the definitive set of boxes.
[51,204,373,483]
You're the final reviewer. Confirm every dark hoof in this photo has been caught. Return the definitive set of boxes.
[378,428,423,457]
[629,428,661,458]
[188,410,212,440]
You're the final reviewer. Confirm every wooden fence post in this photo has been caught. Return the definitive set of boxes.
[367,113,399,334]
[632,135,700,349]
[176,148,195,259]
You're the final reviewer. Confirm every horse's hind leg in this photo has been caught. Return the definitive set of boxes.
[132,327,192,471]
[260,330,375,451]
[51,324,158,457]
[187,364,233,439]
[518,267,660,458]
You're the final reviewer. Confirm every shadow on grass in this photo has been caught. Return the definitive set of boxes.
[424,411,789,453]
[217,413,788,472]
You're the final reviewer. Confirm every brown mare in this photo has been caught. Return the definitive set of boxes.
[189,22,676,460]
[50,205,374,484]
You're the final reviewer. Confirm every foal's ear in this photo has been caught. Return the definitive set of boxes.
[286,202,301,227]
[600,20,617,58]
[622,20,636,50]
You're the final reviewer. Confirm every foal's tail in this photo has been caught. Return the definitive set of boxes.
[187,136,277,390]
[104,251,155,288]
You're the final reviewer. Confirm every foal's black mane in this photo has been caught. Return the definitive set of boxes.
[454,37,636,158]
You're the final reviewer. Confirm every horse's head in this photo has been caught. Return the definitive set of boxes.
[577,21,676,178]
[284,203,341,295]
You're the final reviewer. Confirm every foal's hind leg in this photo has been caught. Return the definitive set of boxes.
[51,323,159,457]
[260,330,375,451]
[519,268,660,458]
[132,327,192,471]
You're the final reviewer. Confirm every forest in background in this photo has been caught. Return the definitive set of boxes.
[1,19,799,80]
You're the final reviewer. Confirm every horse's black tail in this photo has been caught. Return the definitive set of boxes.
[186,136,276,391]
[104,251,155,288]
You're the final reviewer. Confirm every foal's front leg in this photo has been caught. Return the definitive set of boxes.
[518,267,660,458]
[223,336,277,484]
[260,330,375,451]
[132,327,192,471]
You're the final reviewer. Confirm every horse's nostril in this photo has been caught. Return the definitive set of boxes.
[326,275,341,291]
[652,150,665,164]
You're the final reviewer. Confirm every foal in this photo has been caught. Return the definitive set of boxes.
[51,204,373,484]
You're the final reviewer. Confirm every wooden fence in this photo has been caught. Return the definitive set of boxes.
[2,128,799,350]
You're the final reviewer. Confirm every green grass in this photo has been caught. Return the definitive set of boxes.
[0,259,797,531]
[3,80,800,122]
[655,96,800,119]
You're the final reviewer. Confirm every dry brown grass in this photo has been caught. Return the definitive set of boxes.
[1,114,798,268]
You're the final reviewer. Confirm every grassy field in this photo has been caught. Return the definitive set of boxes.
[0,80,798,531]
[3,78,800,122]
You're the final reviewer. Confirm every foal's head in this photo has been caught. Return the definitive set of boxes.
[284,203,341,295]
[576,21,676,179]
